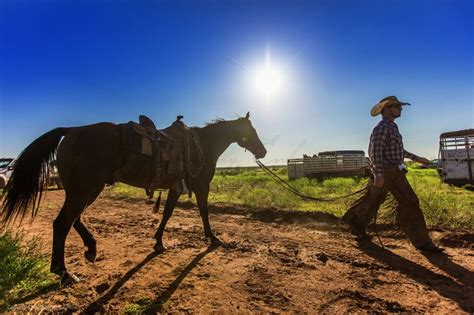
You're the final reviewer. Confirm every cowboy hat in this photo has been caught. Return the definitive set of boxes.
[370,96,411,116]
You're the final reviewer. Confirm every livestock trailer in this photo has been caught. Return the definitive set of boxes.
[0,158,15,189]
[0,158,63,189]
[438,129,474,186]
[287,150,369,179]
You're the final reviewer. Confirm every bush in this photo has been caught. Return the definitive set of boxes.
[0,230,54,309]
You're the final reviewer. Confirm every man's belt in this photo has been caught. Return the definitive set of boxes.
[382,163,407,173]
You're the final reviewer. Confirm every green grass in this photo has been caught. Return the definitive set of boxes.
[121,297,153,314]
[408,168,473,229]
[106,166,474,230]
[0,230,55,311]
[122,303,146,314]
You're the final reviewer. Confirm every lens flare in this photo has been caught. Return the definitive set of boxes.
[252,49,285,102]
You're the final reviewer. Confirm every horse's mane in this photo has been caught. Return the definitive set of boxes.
[189,116,247,131]
[204,117,226,127]
[202,115,247,128]
[187,119,226,131]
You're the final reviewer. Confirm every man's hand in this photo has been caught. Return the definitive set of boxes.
[416,157,430,166]
[373,176,384,188]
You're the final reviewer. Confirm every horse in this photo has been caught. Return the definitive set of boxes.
[1,112,267,284]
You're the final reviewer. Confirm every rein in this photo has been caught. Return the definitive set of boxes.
[255,159,367,202]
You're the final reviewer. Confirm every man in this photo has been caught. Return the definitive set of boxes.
[341,96,444,253]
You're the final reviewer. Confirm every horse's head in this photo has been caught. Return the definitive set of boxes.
[235,112,267,159]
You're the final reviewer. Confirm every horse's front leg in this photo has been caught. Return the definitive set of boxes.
[153,189,179,253]
[195,186,222,246]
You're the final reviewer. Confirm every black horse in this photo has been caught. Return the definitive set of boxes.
[1,112,267,283]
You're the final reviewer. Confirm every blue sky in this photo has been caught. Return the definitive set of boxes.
[1,0,472,166]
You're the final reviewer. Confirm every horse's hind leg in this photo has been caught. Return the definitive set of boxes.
[74,217,97,263]
[51,187,103,284]
[51,196,84,283]
[73,186,104,263]
[153,189,179,252]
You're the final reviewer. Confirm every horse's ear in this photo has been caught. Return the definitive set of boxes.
[245,112,250,119]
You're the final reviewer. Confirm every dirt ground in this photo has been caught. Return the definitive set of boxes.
[6,189,474,314]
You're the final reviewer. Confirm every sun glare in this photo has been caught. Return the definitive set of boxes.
[253,50,285,102]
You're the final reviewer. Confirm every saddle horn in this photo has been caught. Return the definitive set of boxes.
[139,115,156,129]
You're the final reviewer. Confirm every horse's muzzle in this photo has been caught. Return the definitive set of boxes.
[255,148,267,159]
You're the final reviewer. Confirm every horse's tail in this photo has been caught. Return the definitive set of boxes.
[1,127,69,225]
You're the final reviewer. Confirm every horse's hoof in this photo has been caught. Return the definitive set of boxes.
[210,237,223,247]
[84,250,96,263]
[154,244,166,253]
[59,272,80,286]
[50,266,65,277]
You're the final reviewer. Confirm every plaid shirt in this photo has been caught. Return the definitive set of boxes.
[369,118,418,177]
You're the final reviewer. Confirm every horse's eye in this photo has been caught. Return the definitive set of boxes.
[242,137,247,142]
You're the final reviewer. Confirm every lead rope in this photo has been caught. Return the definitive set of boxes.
[256,159,388,247]
[364,160,384,248]
[255,159,368,202]
[372,188,385,249]
[184,128,204,178]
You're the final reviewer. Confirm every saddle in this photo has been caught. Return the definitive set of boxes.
[120,115,189,198]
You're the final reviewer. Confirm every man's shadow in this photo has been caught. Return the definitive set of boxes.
[358,241,473,313]
[421,251,474,296]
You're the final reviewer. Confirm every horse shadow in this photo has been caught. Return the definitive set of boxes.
[2,283,60,313]
[83,251,159,314]
[83,244,216,314]
[358,241,474,313]
[144,245,217,313]
[3,251,159,313]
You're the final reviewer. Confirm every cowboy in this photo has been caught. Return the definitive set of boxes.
[341,96,444,253]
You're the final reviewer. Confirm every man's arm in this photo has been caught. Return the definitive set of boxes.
[370,126,388,187]
[404,149,430,166]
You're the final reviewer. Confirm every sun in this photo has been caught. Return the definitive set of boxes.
[253,50,284,101]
